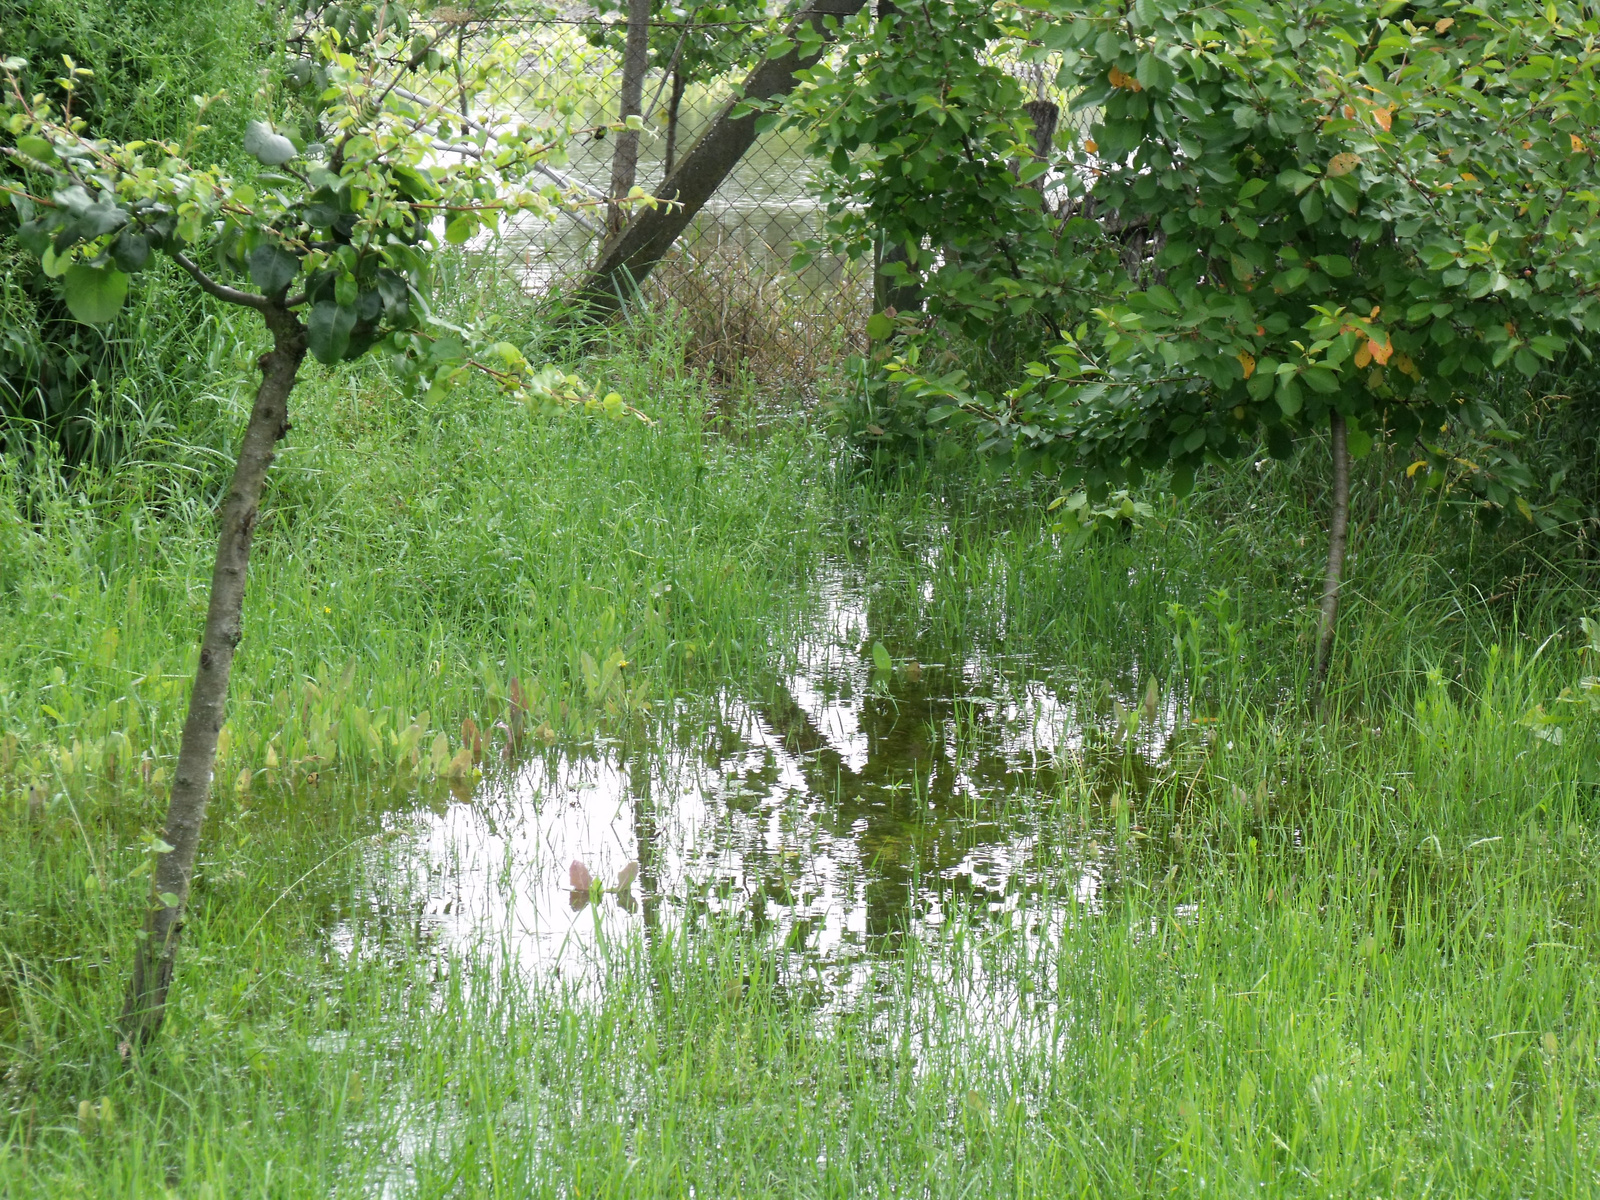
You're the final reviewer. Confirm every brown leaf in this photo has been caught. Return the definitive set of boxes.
[570,859,593,892]
[1326,152,1359,177]
[616,861,639,890]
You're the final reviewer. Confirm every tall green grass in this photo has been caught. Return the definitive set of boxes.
[4,303,1600,1196]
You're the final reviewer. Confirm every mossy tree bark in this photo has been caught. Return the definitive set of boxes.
[1314,409,1351,695]
[120,304,307,1046]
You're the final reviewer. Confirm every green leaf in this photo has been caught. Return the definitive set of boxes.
[307,300,357,364]
[1170,458,1195,498]
[1302,367,1340,394]
[1238,178,1268,200]
[1346,426,1373,459]
[61,264,128,324]
[866,312,895,340]
[111,230,150,273]
[40,244,68,278]
[248,244,299,294]
[16,216,54,257]
[55,202,128,252]
[1275,169,1317,194]
[16,134,55,163]
[1276,375,1303,417]
[157,892,181,908]
[871,641,893,673]
[243,120,298,166]
[1513,348,1541,377]
[445,214,476,244]
[1312,255,1352,278]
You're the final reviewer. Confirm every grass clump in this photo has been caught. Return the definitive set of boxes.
[4,301,1600,1195]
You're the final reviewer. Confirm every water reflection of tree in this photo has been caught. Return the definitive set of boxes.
[751,656,1068,945]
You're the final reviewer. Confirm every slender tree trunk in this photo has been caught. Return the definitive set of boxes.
[1021,98,1058,194]
[120,306,306,1046]
[662,67,685,182]
[1315,410,1351,693]
[455,26,470,136]
[608,0,652,234]
[572,0,867,316]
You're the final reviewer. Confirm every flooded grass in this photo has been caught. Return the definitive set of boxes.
[5,325,1600,1194]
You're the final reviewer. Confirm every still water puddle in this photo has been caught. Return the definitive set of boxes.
[340,571,1199,994]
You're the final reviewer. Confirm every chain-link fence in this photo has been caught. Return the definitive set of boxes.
[472,17,839,285]
[464,12,865,383]
[460,12,1088,381]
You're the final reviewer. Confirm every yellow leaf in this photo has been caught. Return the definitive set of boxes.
[1460,170,1477,181]
[1354,341,1372,369]
[1107,65,1143,92]
[1327,152,1359,176]
[1369,335,1393,366]
[1406,459,1427,478]
[1237,351,1256,378]
[1572,134,1587,153]
[1516,496,1534,522]
[1083,137,1097,154]
[1435,16,1454,32]
[1372,106,1394,132]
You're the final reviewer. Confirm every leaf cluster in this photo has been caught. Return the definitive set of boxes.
[582,0,777,89]
[832,0,1600,526]
[1,1,627,411]
[786,0,1097,342]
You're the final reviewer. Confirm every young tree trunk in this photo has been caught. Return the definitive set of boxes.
[662,67,685,182]
[120,306,307,1046]
[608,0,653,234]
[1314,409,1351,693]
[1021,98,1059,194]
[572,0,867,315]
